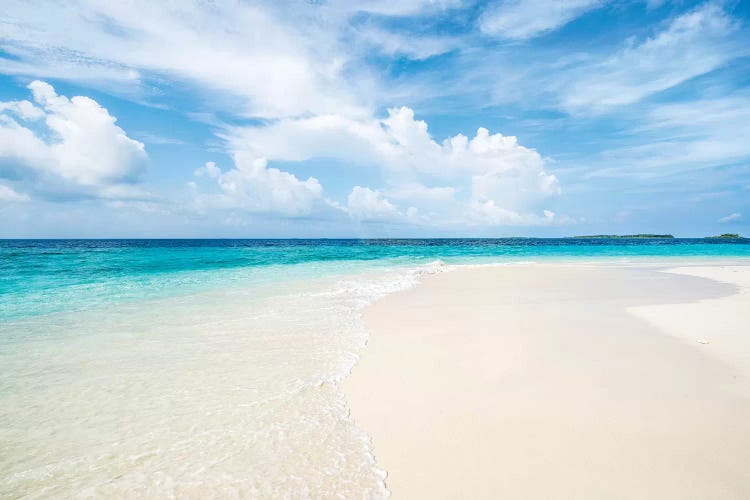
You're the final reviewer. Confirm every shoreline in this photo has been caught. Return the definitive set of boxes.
[343,262,750,498]
[4,254,750,496]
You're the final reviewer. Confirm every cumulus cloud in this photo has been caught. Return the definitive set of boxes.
[469,201,558,225]
[192,156,325,217]
[1,0,747,237]
[226,106,560,226]
[230,107,558,184]
[347,186,402,221]
[0,81,147,198]
[0,99,45,120]
[719,212,742,223]
[384,183,457,203]
[480,0,604,40]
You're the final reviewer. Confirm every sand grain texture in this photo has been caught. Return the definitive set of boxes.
[343,265,750,499]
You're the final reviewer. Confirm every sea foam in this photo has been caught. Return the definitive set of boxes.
[0,261,446,498]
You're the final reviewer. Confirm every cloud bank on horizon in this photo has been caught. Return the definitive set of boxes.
[0,0,748,237]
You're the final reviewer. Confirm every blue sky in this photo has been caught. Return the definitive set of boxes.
[0,0,748,237]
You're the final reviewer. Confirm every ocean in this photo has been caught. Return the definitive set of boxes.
[1,239,749,497]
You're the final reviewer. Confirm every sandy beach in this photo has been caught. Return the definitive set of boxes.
[343,263,750,499]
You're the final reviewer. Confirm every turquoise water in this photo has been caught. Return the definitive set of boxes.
[1,238,749,497]
[2,238,749,320]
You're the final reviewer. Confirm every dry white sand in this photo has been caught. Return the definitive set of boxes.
[631,266,750,397]
[342,264,750,499]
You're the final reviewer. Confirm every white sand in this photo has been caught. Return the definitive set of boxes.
[343,264,750,499]
[631,266,750,396]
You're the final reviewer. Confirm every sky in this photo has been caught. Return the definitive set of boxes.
[0,0,748,238]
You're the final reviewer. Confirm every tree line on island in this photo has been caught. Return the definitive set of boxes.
[571,234,744,239]
[708,233,744,239]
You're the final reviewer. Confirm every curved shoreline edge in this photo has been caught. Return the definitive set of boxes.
[342,262,750,499]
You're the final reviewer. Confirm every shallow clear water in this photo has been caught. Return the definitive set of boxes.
[1,239,749,497]
[3,238,750,320]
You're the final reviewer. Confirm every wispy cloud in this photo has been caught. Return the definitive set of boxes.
[719,212,742,223]
[588,93,750,178]
[480,0,605,40]
[134,132,185,146]
[0,1,364,119]
[560,2,743,113]
[1,0,748,234]
[0,1,468,120]
[353,25,462,60]
[0,183,29,202]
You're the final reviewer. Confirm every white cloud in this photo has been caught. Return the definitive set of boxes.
[469,200,558,225]
[588,93,750,178]
[384,183,457,203]
[330,0,463,16]
[719,212,742,223]
[354,26,461,60]
[134,132,185,145]
[0,1,472,120]
[195,161,223,179]
[347,186,402,221]
[228,107,557,180]
[226,106,560,225]
[0,81,147,198]
[561,2,742,112]
[381,2,747,121]
[480,0,604,40]
[0,1,366,119]
[0,99,45,120]
[0,184,29,202]
[192,157,325,217]
[646,95,750,131]
[0,1,571,228]
[223,113,388,164]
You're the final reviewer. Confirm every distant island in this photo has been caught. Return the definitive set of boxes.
[573,234,675,239]
[705,233,744,239]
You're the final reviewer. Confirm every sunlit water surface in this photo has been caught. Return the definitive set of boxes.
[2,239,749,497]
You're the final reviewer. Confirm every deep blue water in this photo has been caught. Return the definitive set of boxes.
[2,238,749,320]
